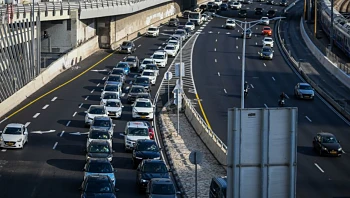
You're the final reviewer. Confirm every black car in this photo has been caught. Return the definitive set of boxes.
[280,0,288,6]
[146,178,180,197]
[266,0,274,4]
[86,140,113,162]
[227,1,234,9]
[136,159,170,191]
[241,29,252,38]
[220,3,228,11]
[238,9,248,17]
[199,4,207,11]
[132,139,161,167]
[80,175,118,197]
[267,10,276,18]
[168,18,179,26]
[119,40,136,54]
[183,10,190,18]
[313,132,342,156]
[255,7,264,15]
[127,85,147,103]
[133,77,151,92]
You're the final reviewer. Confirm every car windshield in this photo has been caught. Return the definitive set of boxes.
[165,46,175,50]
[130,87,145,93]
[107,76,121,82]
[87,162,113,173]
[137,142,158,151]
[111,69,124,75]
[84,180,113,193]
[152,183,175,195]
[262,48,272,52]
[168,41,177,45]
[88,144,110,153]
[234,2,239,5]
[186,22,194,26]
[106,101,120,107]
[135,101,152,108]
[127,128,148,136]
[117,63,127,68]
[189,13,199,19]
[145,65,157,70]
[175,31,184,35]
[143,60,153,64]
[265,38,273,42]
[143,72,155,76]
[104,85,119,92]
[153,54,165,59]
[135,78,150,84]
[3,127,22,135]
[299,85,312,90]
[227,21,234,24]
[142,163,167,173]
[322,136,338,143]
[89,107,105,114]
[89,130,110,139]
[122,42,131,46]
[149,28,157,31]
[264,28,270,31]
[126,58,136,62]
[103,93,118,99]
[93,120,111,127]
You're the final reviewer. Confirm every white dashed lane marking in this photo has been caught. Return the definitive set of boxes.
[305,116,312,122]
[224,89,227,94]
[250,84,254,88]
[238,56,240,60]
[25,122,31,127]
[33,113,40,118]
[272,77,276,81]
[102,77,106,80]
[51,97,57,102]
[263,63,266,67]
[218,72,220,76]
[96,83,100,87]
[66,121,71,127]
[215,59,217,63]
[52,142,58,150]
[264,104,268,108]
[42,104,49,109]
[79,103,83,108]
[91,89,95,93]
[72,112,77,117]
[214,48,216,51]
[85,96,89,100]
[60,131,65,137]
[314,163,324,173]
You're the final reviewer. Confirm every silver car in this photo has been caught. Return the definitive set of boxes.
[124,55,140,72]
[84,158,117,186]
[90,116,115,136]
[294,83,315,100]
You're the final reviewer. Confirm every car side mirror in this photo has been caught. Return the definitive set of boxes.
[113,124,116,127]
[24,132,28,135]
[121,106,124,108]
[176,191,181,195]
[338,140,341,143]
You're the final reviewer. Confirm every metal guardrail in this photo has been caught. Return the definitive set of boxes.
[0,0,147,19]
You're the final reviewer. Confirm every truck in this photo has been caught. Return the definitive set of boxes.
[188,11,202,26]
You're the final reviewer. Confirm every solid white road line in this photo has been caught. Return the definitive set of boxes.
[52,142,58,150]
[263,63,266,67]
[25,122,31,127]
[218,72,221,76]
[102,77,106,80]
[85,96,89,100]
[272,77,276,81]
[66,121,71,127]
[60,131,65,137]
[264,104,268,108]
[72,112,77,117]
[314,163,324,173]
[33,113,40,118]
[79,103,83,108]
[305,116,312,122]
[0,117,8,124]
[51,97,57,102]
[42,104,49,109]
[91,89,95,93]
[96,83,100,87]
[224,89,227,94]
[250,84,254,88]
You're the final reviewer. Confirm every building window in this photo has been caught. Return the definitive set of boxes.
[67,19,71,31]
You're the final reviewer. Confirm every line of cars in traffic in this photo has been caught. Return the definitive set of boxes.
[78,16,198,197]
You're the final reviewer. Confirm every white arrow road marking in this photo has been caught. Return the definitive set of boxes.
[51,97,57,102]
[52,142,58,150]
[33,113,40,118]
[25,122,31,127]
[70,132,89,135]
[79,103,83,108]
[314,163,324,173]
[42,104,49,109]
[31,130,56,134]
[305,116,312,122]
[60,131,65,137]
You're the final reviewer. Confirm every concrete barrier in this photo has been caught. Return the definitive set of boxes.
[299,18,350,89]
[0,36,99,119]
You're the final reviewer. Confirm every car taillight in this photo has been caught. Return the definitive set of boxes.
[149,129,154,139]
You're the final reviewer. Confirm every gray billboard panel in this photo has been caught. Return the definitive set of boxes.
[227,108,297,198]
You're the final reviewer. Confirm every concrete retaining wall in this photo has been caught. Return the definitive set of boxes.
[299,19,350,89]
[110,2,181,50]
[0,36,99,118]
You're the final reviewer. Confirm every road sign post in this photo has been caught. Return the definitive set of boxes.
[189,151,203,198]
[164,71,173,103]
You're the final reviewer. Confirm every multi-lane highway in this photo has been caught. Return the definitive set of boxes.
[193,2,350,198]
[0,19,191,197]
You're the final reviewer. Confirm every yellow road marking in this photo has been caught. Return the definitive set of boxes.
[5,50,116,119]
[195,93,212,130]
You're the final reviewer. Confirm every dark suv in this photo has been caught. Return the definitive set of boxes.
[132,139,161,168]
[168,18,179,26]
[127,85,147,104]
[255,7,263,15]
[267,10,276,18]
[136,159,170,191]
[238,9,248,17]
[133,77,151,92]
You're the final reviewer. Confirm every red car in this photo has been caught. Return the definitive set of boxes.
[262,26,272,36]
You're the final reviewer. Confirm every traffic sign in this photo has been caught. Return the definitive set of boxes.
[164,71,173,80]
[189,150,203,164]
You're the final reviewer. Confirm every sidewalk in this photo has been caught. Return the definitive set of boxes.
[158,105,226,198]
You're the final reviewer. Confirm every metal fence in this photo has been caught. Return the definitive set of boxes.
[0,17,40,102]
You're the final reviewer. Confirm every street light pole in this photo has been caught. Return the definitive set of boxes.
[330,0,334,51]
[241,22,247,109]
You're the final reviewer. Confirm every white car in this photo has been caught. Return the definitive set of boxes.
[214,0,222,6]
[164,44,178,57]
[226,18,236,29]
[260,17,269,25]
[231,2,242,9]
[132,98,155,120]
[202,13,208,22]
[144,64,160,76]
[101,83,122,99]
[185,21,195,31]
[105,99,123,118]
[140,58,155,71]
[100,91,119,106]
[151,51,168,68]
[0,123,28,149]
[167,40,180,50]
[145,26,159,37]
[124,121,150,151]
[141,70,157,85]
[84,105,108,126]
[86,128,113,151]
[262,37,274,48]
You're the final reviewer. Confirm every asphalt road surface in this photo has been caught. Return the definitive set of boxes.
[0,19,193,198]
[193,2,350,198]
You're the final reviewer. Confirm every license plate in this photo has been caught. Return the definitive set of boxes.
[6,143,14,146]
[109,113,115,116]
[304,96,309,98]
[141,116,146,118]
[330,151,337,154]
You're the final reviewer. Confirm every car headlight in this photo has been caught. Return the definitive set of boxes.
[321,146,327,151]
[270,54,273,57]
[108,155,113,161]
[135,156,143,159]
[153,157,160,160]
[141,179,148,183]
[17,138,22,142]
[0,137,3,142]
[338,147,342,151]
